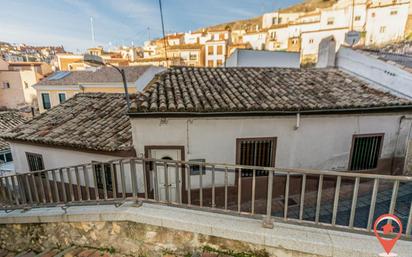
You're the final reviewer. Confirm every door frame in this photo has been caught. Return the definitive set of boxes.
[144,145,186,198]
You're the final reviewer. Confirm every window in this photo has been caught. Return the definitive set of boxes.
[41,93,51,110]
[236,137,276,177]
[217,60,223,66]
[58,93,66,103]
[217,45,223,55]
[208,46,214,55]
[390,10,398,15]
[24,82,28,89]
[219,33,225,40]
[349,134,383,171]
[380,26,386,33]
[189,159,206,175]
[2,82,10,89]
[327,18,334,25]
[26,152,44,171]
[0,152,13,163]
[309,39,314,44]
[93,162,115,191]
[270,31,276,39]
[371,12,376,18]
[189,53,197,60]
[354,16,361,21]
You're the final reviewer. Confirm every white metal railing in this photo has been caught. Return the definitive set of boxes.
[0,157,411,238]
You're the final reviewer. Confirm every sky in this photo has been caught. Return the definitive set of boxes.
[0,0,301,52]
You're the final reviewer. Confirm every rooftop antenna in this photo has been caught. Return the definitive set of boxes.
[90,17,96,45]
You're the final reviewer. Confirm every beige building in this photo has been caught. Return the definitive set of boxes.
[34,65,165,113]
[0,59,52,109]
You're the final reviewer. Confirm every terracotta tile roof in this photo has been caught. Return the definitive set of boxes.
[0,111,27,151]
[130,67,412,115]
[2,93,133,153]
[36,66,152,86]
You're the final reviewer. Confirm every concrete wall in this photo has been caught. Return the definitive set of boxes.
[336,47,412,98]
[225,49,300,68]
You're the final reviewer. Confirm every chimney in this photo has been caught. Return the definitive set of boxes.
[316,36,336,68]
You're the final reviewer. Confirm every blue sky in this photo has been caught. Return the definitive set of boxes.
[0,0,300,52]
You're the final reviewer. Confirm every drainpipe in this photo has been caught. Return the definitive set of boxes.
[294,112,301,130]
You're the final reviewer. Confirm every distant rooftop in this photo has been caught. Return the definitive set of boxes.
[36,66,152,86]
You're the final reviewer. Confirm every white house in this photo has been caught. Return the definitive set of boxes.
[225,49,300,68]
[335,46,412,98]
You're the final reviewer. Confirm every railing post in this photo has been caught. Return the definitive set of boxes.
[262,170,274,229]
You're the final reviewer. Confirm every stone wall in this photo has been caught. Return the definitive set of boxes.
[0,221,304,257]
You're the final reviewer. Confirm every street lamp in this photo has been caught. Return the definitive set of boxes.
[83,54,131,110]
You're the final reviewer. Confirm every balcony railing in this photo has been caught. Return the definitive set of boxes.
[0,157,411,238]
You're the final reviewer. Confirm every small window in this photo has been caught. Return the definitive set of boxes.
[189,159,206,175]
[309,39,314,44]
[2,82,10,89]
[26,152,45,171]
[208,60,214,67]
[327,18,334,25]
[270,31,276,39]
[58,93,66,103]
[5,152,12,162]
[217,45,223,55]
[24,82,29,89]
[390,10,398,15]
[354,16,361,21]
[93,162,115,191]
[349,134,383,171]
[189,53,197,60]
[217,60,223,66]
[237,138,276,177]
[208,46,214,55]
[380,26,386,33]
[41,93,51,110]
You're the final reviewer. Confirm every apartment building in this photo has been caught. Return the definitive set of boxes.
[0,59,52,109]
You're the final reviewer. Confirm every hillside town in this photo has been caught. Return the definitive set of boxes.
[0,0,412,256]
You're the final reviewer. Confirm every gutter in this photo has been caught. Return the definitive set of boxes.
[127,105,412,118]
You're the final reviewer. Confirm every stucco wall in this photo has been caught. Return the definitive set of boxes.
[337,47,412,98]
[10,142,123,173]
[225,49,300,68]
[0,71,26,108]
[131,113,409,173]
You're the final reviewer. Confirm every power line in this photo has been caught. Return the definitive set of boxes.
[158,0,168,67]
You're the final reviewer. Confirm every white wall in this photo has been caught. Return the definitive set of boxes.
[131,113,410,187]
[225,49,300,68]
[337,47,412,98]
[9,142,143,193]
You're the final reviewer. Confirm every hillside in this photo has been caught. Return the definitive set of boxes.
[199,0,337,32]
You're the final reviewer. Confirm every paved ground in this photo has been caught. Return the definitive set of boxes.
[274,182,412,231]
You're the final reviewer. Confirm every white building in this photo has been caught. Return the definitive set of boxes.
[225,49,300,68]
[335,46,412,98]
[205,40,228,67]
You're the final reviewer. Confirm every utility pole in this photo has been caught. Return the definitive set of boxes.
[90,17,95,45]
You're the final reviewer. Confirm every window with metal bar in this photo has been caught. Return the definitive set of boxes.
[26,152,44,171]
[237,138,276,177]
[349,134,383,171]
[93,163,114,191]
